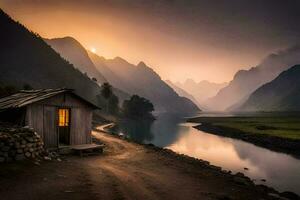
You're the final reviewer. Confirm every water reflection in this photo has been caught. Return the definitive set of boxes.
[111,113,300,195]
[110,118,154,143]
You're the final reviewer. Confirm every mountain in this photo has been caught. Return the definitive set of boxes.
[89,52,200,114]
[44,37,129,102]
[165,80,202,109]
[205,46,300,111]
[87,52,133,94]
[238,65,300,111]
[0,9,102,105]
[175,79,227,104]
[44,37,107,84]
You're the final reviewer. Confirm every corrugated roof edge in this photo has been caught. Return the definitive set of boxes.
[0,88,100,110]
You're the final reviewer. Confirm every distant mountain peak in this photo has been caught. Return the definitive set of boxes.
[112,56,128,63]
[89,54,200,114]
[185,78,196,84]
[45,37,107,84]
[205,45,300,111]
[137,61,147,67]
[238,65,300,111]
[46,36,80,46]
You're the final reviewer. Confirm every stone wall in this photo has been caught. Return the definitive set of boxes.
[0,127,44,162]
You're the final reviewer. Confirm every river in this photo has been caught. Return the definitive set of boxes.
[110,113,300,195]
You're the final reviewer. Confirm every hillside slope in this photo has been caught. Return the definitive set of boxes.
[205,46,300,111]
[44,37,129,102]
[89,52,200,114]
[0,9,101,105]
[44,37,107,84]
[238,65,300,111]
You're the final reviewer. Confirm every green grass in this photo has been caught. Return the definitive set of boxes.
[190,116,300,140]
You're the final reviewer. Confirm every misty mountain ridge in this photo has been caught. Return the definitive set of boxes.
[205,45,300,111]
[174,79,227,105]
[238,65,300,111]
[165,80,202,109]
[44,37,107,84]
[45,36,199,114]
[88,51,200,114]
[44,37,129,102]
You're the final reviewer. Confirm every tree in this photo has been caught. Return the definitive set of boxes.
[122,95,154,119]
[23,84,33,90]
[100,82,113,113]
[108,94,119,115]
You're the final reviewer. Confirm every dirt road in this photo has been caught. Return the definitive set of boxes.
[0,125,289,200]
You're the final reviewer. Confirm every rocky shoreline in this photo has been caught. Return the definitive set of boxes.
[194,123,300,158]
[143,143,300,200]
[99,125,300,199]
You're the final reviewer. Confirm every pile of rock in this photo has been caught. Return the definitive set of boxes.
[0,127,45,162]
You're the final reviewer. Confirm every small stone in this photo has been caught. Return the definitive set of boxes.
[64,190,74,193]
[27,143,33,148]
[34,161,40,165]
[44,156,51,161]
[261,179,266,182]
[15,154,25,161]
[57,174,66,178]
[25,152,31,157]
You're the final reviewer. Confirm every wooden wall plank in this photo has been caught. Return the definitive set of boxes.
[43,106,57,148]
[26,93,94,147]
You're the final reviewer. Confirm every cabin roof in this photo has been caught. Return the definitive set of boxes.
[0,88,100,110]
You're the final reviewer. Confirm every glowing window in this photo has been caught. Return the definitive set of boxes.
[58,109,69,127]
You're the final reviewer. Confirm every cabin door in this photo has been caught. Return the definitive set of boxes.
[58,108,71,145]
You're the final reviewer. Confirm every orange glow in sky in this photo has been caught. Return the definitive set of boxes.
[0,0,295,83]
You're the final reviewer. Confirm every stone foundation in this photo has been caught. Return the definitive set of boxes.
[0,127,44,162]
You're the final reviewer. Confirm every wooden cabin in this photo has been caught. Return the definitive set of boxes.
[0,89,99,149]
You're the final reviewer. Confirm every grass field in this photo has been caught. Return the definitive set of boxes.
[189,116,300,140]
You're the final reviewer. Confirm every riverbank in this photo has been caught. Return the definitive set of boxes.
[188,117,300,158]
[0,125,298,200]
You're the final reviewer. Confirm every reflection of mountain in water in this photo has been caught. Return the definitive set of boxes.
[111,119,154,143]
[111,113,188,147]
[149,114,188,147]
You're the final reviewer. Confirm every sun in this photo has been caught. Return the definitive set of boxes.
[90,47,96,53]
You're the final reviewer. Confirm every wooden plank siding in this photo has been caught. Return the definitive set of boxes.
[26,104,44,139]
[25,93,94,148]
[43,106,57,148]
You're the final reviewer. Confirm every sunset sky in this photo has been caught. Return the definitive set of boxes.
[1,0,300,83]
